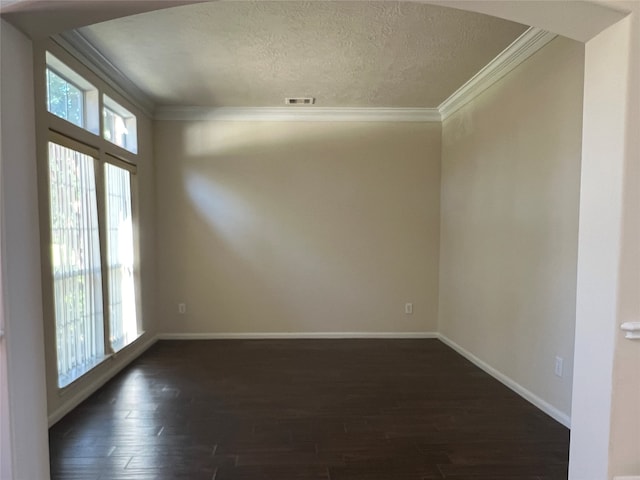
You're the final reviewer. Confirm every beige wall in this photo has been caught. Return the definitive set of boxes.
[609,2,640,475]
[609,3,640,474]
[1,20,50,480]
[569,3,640,477]
[155,121,441,334]
[439,37,584,419]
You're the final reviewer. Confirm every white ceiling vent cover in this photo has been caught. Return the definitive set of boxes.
[285,97,315,105]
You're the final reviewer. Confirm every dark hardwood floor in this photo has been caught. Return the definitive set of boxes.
[49,339,569,480]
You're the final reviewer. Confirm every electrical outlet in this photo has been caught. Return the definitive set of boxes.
[405,303,413,315]
[178,303,186,314]
[554,356,564,377]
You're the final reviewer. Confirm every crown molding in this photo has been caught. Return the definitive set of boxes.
[438,27,557,121]
[155,106,441,122]
[56,25,556,124]
[52,30,155,118]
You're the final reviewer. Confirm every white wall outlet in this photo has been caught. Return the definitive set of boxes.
[405,303,413,315]
[554,356,564,377]
[178,303,186,314]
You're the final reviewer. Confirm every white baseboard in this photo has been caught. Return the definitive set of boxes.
[157,331,439,340]
[437,333,571,428]
[47,333,158,427]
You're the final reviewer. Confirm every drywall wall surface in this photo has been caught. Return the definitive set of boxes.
[608,3,640,475]
[566,2,640,477]
[135,106,158,340]
[571,4,640,476]
[0,19,51,480]
[155,120,441,334]
[439,36,584,419]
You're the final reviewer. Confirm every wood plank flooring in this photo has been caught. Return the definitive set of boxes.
[49,339,569,480]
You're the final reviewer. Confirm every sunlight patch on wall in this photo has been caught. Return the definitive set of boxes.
[183,169,378,328]
[182,120,372,158]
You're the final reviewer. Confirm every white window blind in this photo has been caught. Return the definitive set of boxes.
[48,142,105,387]
[105,163,138,352]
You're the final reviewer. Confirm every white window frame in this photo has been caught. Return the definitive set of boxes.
[40,48,143,390]
[46,52,99,135]
[103,94,138,154]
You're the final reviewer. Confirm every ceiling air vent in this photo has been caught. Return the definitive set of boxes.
[285,97,315,105]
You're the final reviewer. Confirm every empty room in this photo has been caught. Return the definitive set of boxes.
[0,1,638,480]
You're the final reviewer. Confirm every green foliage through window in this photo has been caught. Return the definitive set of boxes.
[46,68,84,128]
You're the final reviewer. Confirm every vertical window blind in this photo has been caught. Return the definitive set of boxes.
[48,142,105,386]
[48,141,139,387]
[105,163,137,352]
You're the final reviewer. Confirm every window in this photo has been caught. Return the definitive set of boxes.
[45,54,138,150]
[43,51,141,387]
[103,95,138,154]
[45,52,99,134]
[46,69,84,128]
[47,136,140,387]
[104,162,138,351]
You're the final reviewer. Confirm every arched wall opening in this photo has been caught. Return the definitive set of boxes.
[1,1,637,479]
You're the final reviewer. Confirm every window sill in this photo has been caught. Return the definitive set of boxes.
[57,354,112,390]
[57,331,147,394]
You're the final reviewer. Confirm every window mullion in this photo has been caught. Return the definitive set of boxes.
[94,154,113,356]
[129,171,143,337]
[105,153,137,173]
[98,92,104,147]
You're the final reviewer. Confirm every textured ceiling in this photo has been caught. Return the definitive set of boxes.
[79,1,527,108]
